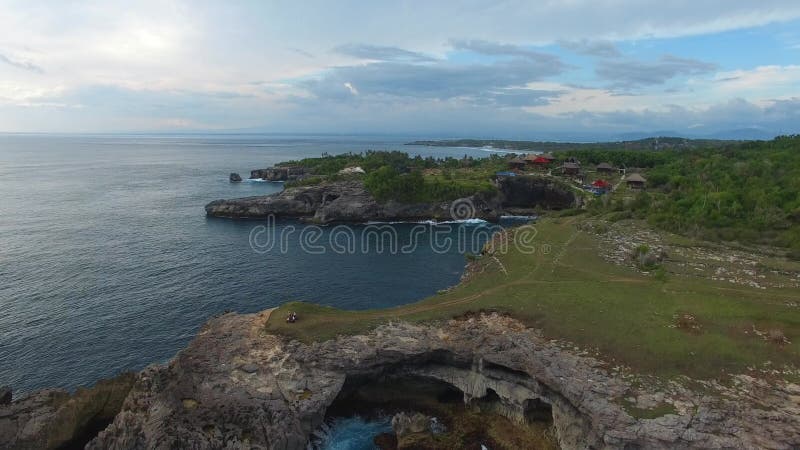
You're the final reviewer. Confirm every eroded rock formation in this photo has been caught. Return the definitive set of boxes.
[205,177,579,223]
[205,180,502,223]
[0,373,135,450]
[250,167,307,182]
[73,311,800,449]
[496,176,579,210]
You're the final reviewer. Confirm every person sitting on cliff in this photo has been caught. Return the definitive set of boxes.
[286,312,298,323]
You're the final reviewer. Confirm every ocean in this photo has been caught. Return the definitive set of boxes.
[0,134,504,395]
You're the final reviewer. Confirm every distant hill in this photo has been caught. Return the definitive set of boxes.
[406,136,737,152]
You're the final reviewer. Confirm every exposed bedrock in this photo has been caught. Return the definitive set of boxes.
[249,167,307,182]
[205,178,579,222]
[0,373,135,450]
[75,312,800,449]
[495,176,579,210]
[205,180,502,222]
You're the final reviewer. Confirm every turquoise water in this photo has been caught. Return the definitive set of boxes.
[317,417,392,450]
[0,134,503,395]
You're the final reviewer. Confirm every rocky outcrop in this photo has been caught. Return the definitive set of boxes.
[496,175,579,210]
[391,412,430,436]
[250,166,307,182]
[207,175,581,223]
[229,172,242,183]
[205,180,503,223]
[0,373,135,450]
[81,312,800,449]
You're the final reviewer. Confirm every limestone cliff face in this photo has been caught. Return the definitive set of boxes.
[78,312,799,449]
[204,181,502,223]
[496,176,578,210]
[205,178,579,223]
[0,373,135,450]
[249,167,307,182]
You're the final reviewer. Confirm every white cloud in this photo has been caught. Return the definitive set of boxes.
[712,65,800,98]
[343,82,359,95]
[0,1,799,133]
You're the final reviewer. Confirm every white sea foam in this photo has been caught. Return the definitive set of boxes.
[246,178,284,183]
[365,218,489,225]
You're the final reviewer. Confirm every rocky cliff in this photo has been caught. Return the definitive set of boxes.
[0,373,135,449]
[496,176,579,210]
[250,167,307,182]
[205,180,503,223]
[2,311,778,449]
[205,178,579,223]
[3,311,798,449]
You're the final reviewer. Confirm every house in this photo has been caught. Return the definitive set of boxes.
[591,179,611,194]
[625,173,647,190]
[508,158,526,170]
[539,153,556,162]
[562,162,581,175]
[592,179,611,189]
[596,162,615,173]
[525,155,551,170]
[532,156,551,165]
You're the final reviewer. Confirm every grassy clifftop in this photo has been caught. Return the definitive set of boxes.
[266,217,800,380]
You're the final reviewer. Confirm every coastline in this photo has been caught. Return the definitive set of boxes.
[5,149,800,448]
[4,220,800,449]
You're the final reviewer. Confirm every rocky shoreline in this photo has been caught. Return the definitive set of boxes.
[4,311,798,449]
[205,177,579,223]
[5,173,799,448]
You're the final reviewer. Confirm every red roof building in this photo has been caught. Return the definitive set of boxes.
[592,179,611,188]
[532,156,551,165]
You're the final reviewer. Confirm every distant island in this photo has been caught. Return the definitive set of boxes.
[407,136,739,152]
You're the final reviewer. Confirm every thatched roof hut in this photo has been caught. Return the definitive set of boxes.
[625,173,647,189]
[562,162,581,175]
[508,158,526,169]
[596,162,615,172]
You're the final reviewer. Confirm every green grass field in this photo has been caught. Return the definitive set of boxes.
[266,218,800,380]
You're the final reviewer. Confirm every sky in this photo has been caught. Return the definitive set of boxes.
[1,1,799,139]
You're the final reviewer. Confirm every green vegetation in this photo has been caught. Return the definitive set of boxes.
[364,165,496,202]
[285,136,800,250]
[263,137,800,385]
[280,150,419,175]
[281,150,506,202]
[267,217,800,379]
[557,148,670,168]
[586,135,800,252]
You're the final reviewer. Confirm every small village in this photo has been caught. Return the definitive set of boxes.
[497,152,648,197]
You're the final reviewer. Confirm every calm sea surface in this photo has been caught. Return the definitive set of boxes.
[0,134,504,395]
